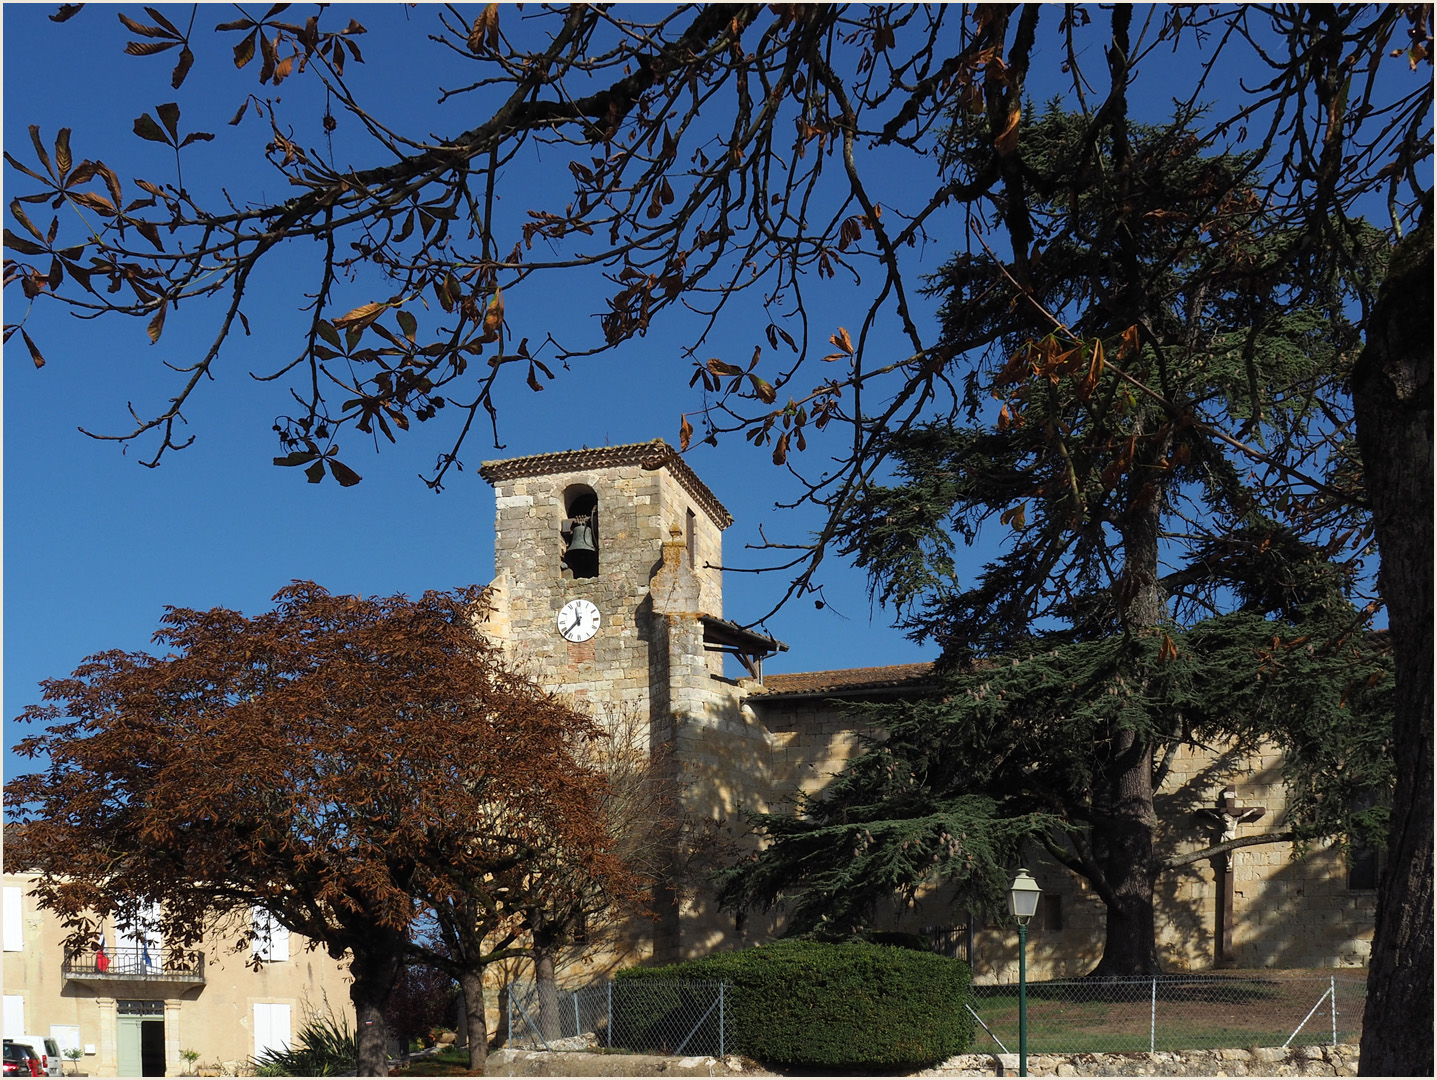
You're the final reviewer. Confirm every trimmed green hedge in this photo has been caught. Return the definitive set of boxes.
[614,939,974,1068]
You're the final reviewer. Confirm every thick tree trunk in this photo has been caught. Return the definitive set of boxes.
[348,945,404,1077]
[534,937,562,1040]
[1087,456,1166,977]
[1088,736,1162,976]
[1352,214,1433,1077]
[458,969,489,1071]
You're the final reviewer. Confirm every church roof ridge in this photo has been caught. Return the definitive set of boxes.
[758,661,937,696]
[479,440,734,529]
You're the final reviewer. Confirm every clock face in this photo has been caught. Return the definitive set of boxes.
[557,598,601,643]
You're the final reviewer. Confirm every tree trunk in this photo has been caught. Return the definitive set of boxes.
[1088,735,1162,976]
[458,968,489,1072]
[534,936,562,1041]
[348,945,404,1077]
[1086,459,1166,977]
[1352,212,1433,1077]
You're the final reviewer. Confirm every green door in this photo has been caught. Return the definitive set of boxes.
[117,1018,142,1078]
[117,1002,166,1076]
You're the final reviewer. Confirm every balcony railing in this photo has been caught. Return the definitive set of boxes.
[63,947,205,984]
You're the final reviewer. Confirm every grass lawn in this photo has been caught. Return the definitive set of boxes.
[389,1045,479,1077]
[965,970,1366,1055]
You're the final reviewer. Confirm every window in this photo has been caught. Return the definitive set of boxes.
[253,909,290,962]
[116,1000,163,1017]
[1348,792,1383,891]
[1348,848,1379,890]
[1041,893,1064,932]
[253,1003,292,1060]
[921,924,971,963]
[115,901,162,974]
[3,887,21,952]
[561,485,599,578]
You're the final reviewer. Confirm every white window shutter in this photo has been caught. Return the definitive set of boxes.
[254,1003,292,1059]
[252,910,289,962]
[146,900,162,955]
[2,888,22,952]
[253,1005,269,1059]
[272,1004,292,1053]
[3,995,25,1038]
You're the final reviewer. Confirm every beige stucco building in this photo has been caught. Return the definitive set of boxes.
[2,872,350,1077]
[477,441,1378,981]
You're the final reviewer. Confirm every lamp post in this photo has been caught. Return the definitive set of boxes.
[1008,868,1041,1077]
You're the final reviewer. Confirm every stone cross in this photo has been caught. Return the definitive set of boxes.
[1196,789,1266,966]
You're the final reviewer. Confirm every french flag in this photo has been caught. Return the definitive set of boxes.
[96,929,110,973]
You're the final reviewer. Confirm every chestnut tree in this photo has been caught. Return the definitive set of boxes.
[5,581,626,1077]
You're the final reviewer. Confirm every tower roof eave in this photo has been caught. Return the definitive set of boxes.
[479,440,734,529]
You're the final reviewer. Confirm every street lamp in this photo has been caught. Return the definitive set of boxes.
[1008,868,1041,1078]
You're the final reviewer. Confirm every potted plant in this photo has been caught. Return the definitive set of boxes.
[63,1048,83,1076]
[179,1049,200,1076]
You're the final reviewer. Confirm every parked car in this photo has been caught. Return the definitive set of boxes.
[2,1041,39,1077]
[9,1038,59,1078]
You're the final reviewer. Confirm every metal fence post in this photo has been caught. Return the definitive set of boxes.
[719,982,725,1059]
[574,989,581,1038]
[1330,975,1337,1046]
[506,984,512,1050]
[1150,977,1157,1053]
[607,980,613,1050]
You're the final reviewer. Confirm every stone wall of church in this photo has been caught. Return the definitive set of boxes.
[734,700,1377,979]
[748,693,882,806]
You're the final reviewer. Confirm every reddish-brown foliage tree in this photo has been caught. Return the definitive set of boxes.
[5,582,625,1077]
[385,962,459,1056]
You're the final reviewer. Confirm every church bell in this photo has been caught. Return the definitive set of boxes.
[566,519,597,555]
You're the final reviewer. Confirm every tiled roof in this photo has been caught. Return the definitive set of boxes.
[478,440,733,529]
[758,662,937,696]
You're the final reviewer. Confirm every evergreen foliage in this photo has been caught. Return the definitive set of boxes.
[845,105,1382,657]
[615,940,974,1068]
[722,106,1395,974]
[723,615,1391,937]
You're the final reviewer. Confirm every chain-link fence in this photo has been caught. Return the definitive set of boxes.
[965,974,1367,1055]
[506,973,1363,1061]
[504,979,731,1058]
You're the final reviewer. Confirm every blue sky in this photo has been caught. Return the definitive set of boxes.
[3,5,952,780]
[3,6,1421,783]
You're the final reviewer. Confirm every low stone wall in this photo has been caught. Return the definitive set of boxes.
[484,1049,758,1076]
[924,1044,1359,1077]
[481,1045,1361,1077]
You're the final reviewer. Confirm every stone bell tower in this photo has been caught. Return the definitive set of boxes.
[477,440,730,721]
[477,440,786,959]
